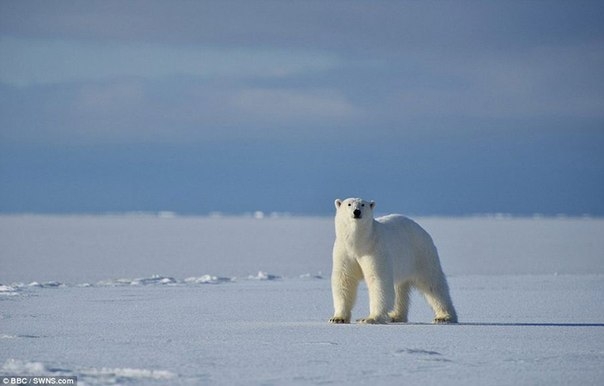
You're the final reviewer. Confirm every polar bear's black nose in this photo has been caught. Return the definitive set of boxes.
[353,209,362,218]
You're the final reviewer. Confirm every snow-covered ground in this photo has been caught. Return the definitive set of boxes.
[1,215,603,385]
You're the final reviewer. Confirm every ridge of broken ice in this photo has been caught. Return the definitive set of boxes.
[0,271,325,293]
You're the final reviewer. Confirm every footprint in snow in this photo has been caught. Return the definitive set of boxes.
[394,348,452,362]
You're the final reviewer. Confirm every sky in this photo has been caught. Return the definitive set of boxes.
[0,0,603,216]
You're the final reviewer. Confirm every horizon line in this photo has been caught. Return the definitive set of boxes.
[0,210,602,220]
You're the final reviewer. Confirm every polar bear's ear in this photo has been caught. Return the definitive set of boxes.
[370,201,375,209]
[335,199,343,209]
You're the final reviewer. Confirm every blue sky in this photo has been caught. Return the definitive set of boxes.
[1,1,603,215]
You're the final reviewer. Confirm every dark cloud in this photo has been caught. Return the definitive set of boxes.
[1,1,603,214]
[2,1,603,50]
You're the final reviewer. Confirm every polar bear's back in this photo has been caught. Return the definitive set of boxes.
[375,214,440,276]
[375,214,433,243]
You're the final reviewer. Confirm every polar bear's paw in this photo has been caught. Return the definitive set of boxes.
[357,316,388,324]
[329,317,350,324]
[433,316,457,324]
[388,312,408,323]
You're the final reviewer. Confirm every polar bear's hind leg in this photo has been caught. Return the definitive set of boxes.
[417,278,458,324]
[389,281,412,323]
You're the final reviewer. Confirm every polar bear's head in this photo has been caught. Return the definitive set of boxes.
[335,198,375,221]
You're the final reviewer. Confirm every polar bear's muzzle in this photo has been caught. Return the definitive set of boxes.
[353,209,362,219]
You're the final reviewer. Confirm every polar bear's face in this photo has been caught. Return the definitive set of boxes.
[335,198,375,221]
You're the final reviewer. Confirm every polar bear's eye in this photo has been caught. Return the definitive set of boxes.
[348,203,351,207]
[361,204,365,207]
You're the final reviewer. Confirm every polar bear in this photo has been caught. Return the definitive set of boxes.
[329,198,457,324]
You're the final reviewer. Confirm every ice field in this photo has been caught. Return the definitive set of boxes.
[1,214,603,385]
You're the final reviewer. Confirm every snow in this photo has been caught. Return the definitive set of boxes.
[1,214,603,385]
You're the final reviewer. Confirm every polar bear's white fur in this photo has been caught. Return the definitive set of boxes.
[330,198,457,324]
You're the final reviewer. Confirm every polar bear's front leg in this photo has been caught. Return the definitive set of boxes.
[357,255,394,324]
[330,259,362,324]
